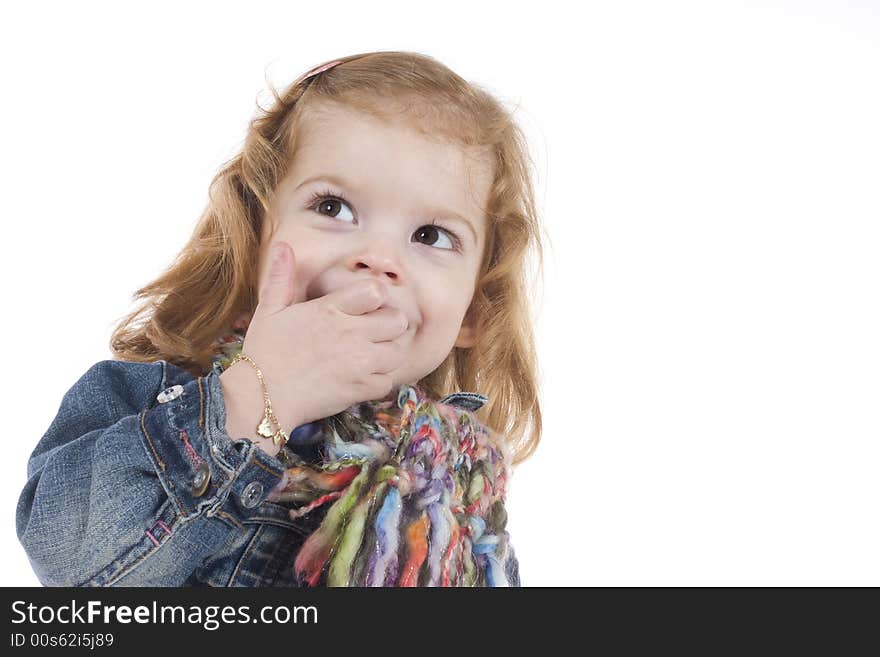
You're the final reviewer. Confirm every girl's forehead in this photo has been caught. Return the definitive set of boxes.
[295,100,491,166]
[289,108,493,204]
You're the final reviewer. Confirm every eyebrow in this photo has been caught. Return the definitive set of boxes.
[295,174,479,243]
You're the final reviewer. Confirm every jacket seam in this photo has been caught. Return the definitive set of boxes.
[87,500,179,587]
[103,539,169,587]
[139,409,166,472]
[214,510,243,528]
[241,515,312,536]
[253,459,283,477]
[228,524,263,586]
[138,410,189,516]
[198,375,205,429]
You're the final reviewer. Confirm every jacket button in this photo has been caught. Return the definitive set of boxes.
[191,462,211,497]
[157,385,184,403]
[240,481,265,509]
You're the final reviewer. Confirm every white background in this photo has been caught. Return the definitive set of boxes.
[1,0,878,586]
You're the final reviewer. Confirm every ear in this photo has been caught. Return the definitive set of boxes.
[454,304,479,349]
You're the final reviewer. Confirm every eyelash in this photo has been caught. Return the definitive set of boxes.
[306,187,464,252]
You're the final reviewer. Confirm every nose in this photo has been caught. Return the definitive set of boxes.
[350,249,401,282]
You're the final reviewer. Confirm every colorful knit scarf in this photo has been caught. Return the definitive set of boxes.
[212,320,517,587]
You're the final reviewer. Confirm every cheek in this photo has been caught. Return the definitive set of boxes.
[272,223,321,260]
[260,236,322,304]
[417,292,470,335]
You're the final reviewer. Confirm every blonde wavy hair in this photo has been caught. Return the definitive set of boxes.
[110,50,545,466]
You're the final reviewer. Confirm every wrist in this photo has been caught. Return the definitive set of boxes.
[219,363,288,458]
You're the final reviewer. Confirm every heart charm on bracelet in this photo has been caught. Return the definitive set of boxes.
[257,415,278,440]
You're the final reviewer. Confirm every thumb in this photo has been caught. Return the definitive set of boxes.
[259,241,297,313]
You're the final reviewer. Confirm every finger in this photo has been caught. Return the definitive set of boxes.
[332,278,388,316]
[368,340,406,375]
[358,306,410,342]
[258,241,297,315]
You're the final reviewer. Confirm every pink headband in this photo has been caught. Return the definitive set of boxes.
[293,59,344,87]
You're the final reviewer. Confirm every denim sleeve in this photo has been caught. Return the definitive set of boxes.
[15,359,286,586]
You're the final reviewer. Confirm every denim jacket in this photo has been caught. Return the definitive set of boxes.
[16,358,521,587]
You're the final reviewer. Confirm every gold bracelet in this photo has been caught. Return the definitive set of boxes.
[228,352,289,449]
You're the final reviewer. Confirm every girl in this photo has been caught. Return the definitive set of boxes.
[16,50,544,587]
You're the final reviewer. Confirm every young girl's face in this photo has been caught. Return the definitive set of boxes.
[258,101,493,387]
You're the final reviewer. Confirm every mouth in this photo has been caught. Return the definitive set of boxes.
[304,286,416,331]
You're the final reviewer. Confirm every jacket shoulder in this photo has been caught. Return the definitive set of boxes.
[68,358,194,420]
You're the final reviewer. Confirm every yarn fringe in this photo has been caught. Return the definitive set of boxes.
[281,384,515,587]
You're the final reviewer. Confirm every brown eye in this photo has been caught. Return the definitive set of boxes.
[413,224,456,251]
[318,199,341,215]
[310,194,355,223]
